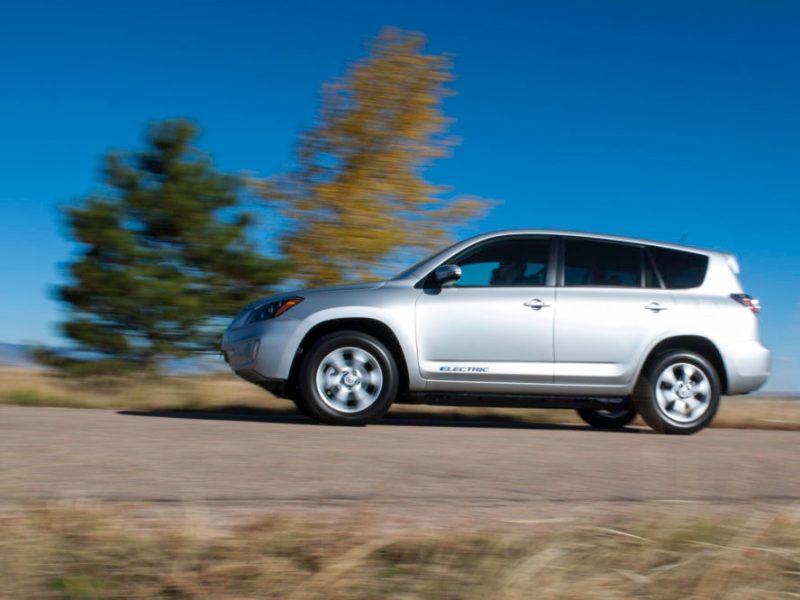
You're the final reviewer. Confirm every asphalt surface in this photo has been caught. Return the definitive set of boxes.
[1,405,798,524]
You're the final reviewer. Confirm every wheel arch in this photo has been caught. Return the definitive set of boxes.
[287,318,410,399]
[637,335,728,393]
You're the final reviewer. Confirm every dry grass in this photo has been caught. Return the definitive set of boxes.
[0,367,287,412]
[1,367,798,430]
[0,504,799,599]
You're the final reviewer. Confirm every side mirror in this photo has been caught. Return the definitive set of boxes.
[433,264,461,287]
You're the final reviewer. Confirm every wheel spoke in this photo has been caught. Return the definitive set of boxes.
[366,368,382,387]
[672,399,689,417]
[687,396,705,414]
[660,369,678,388]
[693,378,710,398]
[680,365,696,383]
[323,369,339,388]
[351,349,370,369]
[352,386,370,407]
[334,386,351,403]
[326,350,347,372]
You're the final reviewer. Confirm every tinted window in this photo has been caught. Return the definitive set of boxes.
[644,253,661,288]
[564,240,641,287]
[649,247,708,289]
[451,237,550,287]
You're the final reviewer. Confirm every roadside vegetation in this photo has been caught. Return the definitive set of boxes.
[1,367,798,431]
[1,504,798,599]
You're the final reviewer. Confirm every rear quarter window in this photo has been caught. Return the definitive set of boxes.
[649,247,709,289]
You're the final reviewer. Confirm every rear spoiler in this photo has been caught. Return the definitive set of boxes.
[725,254,740,275]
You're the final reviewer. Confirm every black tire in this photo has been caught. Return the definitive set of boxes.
[576,406,637,429]
[634,350,721,435]
[291,397,316,419]
[298,331,399,425]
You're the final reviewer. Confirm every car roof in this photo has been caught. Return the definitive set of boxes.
[393,229,734,281]
[464,229,729,257]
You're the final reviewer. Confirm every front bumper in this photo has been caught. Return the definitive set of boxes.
[221,318,304,383]
[721,340,771,395]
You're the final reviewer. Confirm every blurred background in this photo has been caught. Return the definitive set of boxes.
[1,0,798,390]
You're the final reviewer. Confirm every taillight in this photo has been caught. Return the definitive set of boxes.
[731,293,761,315]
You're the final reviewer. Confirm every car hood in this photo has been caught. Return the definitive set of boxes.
[301,280,387,295]
[243,280,387,310]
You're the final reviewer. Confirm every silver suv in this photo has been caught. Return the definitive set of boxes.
[222,230,770,434]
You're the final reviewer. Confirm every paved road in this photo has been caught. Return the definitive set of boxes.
[1,406,798,524]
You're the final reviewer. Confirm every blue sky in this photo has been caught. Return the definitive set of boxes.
[1,0,798,391]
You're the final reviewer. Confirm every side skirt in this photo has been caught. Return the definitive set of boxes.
[399,392,631,411]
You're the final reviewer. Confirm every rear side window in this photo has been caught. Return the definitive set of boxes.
[649,247,709,289]
[564,240,641,287]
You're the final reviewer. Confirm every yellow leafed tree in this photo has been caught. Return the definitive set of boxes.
[265,28,493,287]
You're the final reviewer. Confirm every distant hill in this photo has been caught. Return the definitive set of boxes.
[0,342,226,375]
[0,343,39,368]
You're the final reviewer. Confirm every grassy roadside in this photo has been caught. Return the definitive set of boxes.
[1,504,799,599]
[1,367,798,431]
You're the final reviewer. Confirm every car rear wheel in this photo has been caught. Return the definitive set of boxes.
[634,350,720,435]
[576,406,637,429]
[298,331,399,425]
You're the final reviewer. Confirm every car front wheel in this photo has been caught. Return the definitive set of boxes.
[298,331,399,425]
[634,350,721,435]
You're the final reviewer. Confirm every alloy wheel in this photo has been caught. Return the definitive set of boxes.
[315,346,384,413]
[654,362,712,424]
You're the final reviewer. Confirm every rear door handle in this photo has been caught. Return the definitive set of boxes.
[524,298,550,310]
[644,302,668,313]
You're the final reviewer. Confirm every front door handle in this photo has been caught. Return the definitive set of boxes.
[524,298,550,311]
[644,302,668,313]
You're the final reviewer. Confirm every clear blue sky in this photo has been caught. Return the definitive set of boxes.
[1,0,798,391]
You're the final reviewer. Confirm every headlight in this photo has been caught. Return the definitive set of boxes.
[247,297,304,324]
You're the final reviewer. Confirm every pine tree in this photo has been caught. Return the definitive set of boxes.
[42,120,285,373]
[265,28,493,287]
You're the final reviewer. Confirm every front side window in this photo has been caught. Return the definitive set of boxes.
[564,239,642,287]
[449,237,551,287]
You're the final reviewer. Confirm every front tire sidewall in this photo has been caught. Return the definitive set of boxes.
[299,331,399,425]
[635,351,720,435]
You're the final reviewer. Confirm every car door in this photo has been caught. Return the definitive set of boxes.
[415,235,556,393]
[553,237,674,390]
